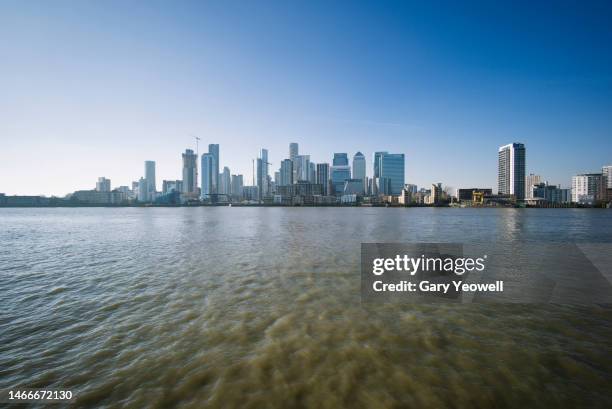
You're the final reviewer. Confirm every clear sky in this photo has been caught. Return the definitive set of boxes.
[1,0,611,196]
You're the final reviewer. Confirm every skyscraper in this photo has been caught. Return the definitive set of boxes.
[353,152,366,182]
[316,163,330,195]
[333,153,349,166]
[280,159,293,186]
[331,165,351,195]
[208,144,219,194]
[231,174,243,199]
[380,153,405,195]
[201,153,214,198]
[220,166,231,195]
[373,151,388,178]
[498,143,526,200]
[603,165,612,189]
[145,160,156,200]
[182,149,198,194]
[295,155,310,182]
[289,143,299,183]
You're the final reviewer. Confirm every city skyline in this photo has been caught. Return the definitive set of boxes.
[2,1,612,196]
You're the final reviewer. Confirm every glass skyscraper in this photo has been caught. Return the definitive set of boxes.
[379,153,405,195]
[333,153,349,166]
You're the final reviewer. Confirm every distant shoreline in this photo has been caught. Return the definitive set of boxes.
[0,204,607,209]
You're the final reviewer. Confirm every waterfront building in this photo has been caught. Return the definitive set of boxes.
[280,159,293,186]
[220,167,231,195]
[208,144,220,194]
[532,183,571,204]
[525,173,541,199]
[137,177,148,202]
[96,177,111,192]
[231,174,244,199]
[201,153,214,198]
[380,153,405,195]
[572,173,605,204]
[498,143,526,200]
[242,186,259,201]
[458,188,493,202]
[73,190,126,205]
[145,160,156,200]
[162,180,183,194]
[316,163,330,195]
[603,165,612,189]
[182,149,198,194]
[343,179,365,195]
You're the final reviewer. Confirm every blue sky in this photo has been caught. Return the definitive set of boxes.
[1,0,611,195]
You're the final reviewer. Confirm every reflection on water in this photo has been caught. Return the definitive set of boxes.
[1,208,612,408]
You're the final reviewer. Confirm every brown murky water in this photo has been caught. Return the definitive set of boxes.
[1,208,611,408]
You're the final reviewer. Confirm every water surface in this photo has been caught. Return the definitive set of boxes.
[1,208,611,408]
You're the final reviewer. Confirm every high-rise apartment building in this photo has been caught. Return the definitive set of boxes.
[201,153,214,198]
[280,159,293,186]
[231,174,244,199]
[572,173,604,204]
[145,160,156,200]
[96,177,111,192]
[498,143,526,200]
[220,167,231,195]
[295,155,310,182]
[373,151,388,179]
[525,173,541,199]
[289,143,299,183]
[182,149,198,194]
[208,144,219,194]
[316,163,330,195]
[603,165,612,189]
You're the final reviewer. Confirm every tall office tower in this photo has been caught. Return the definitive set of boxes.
[231,174,244,199]
[280,159,293,186]
[373,151,388,179]
[256,157,264,201]
[498,143,526,200]
[603,165,612,188]
[208,144,220,194]
[289,143,299,183]
[201,153,214,198]
[295,155,310,181]
[137,177,148,201]
[380,153,405,195]
[572,173,605,203]
[525,173,542,199]
[220,167,231,195]
[144,160,156,200]
[308,162,316,183]
[316,163,330,195]
[96,177,111,192]
[330,165,351,195]
[353,152,366,193]
[333,153,349,166]
[274,171,281,187]
[182,149,198,193]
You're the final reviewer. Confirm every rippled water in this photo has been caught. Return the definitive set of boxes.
[1,208,611,408]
